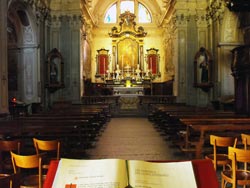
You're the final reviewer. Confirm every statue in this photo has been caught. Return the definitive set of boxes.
[115,64,121,80]
[50,61,58,83]
[135,64,141,80]
[145,68,150,78]
[106,69,111,80]
[197,47,209,83]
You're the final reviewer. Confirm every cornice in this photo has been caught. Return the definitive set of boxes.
[159,0,176,26]
[80,0,96,27]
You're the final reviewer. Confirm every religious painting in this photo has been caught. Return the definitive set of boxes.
[193,47,213,91]
[96,49,109,77]
[146,48,160,75]
[117,38,139,71]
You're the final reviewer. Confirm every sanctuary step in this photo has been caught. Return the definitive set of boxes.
[114,109,146,117]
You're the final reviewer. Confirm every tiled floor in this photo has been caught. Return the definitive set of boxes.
[87,117,189,161]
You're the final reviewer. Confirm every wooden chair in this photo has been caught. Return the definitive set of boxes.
[221,146,250,188]
[205,135,237,171]
[10,151,43,188]
[0,140,21,173]
[0,174,12,188]
[33,138,60,169]
[241,133,250,150]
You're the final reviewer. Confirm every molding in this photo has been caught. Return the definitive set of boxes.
[218,42,244,47]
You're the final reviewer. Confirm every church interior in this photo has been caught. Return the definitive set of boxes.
[1,0,250,187]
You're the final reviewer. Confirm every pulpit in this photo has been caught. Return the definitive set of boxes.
[231,45,250,115]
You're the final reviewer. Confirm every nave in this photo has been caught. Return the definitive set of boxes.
[87,117,187,161]
[2,102,250,188]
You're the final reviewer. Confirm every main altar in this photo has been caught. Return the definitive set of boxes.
[105,80,150,114]
[95,11,161,85]
[93,11,161,115]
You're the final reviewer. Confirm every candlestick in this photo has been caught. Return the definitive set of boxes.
[132,55,134,69]
[122,55,124,77]
[150,57,152,73]
[104,58,106,78]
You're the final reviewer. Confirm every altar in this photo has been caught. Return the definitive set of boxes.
[113,86,144,110]
[94,11,161,85]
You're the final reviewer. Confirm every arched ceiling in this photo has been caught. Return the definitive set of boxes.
[47,0,210,26]
[49,0,171,25]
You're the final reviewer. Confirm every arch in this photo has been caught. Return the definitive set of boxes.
[220,10,243,43]
[217,9,243,98]
[8,1,38,46]
[7,0,40,104]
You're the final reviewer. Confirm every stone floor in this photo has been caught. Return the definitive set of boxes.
[87,117,189,161]
[87,117,223,186]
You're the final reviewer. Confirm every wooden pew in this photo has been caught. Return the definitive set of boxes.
[148,104,250,159]
[0,120,20,139]
[180,118,250,159]
[17,118,102,156]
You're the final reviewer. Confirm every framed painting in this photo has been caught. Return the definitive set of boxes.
[146,48,160,75]
[96,49,109,77]
[117,38,139,70]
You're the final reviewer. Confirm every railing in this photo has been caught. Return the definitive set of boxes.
[138,95,176,105]
[81,96,120,105]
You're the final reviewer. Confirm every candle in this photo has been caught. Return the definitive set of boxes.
[104,58,106,77]
[122,55,124,74]
[122,55,123,67]
[150,57,152,72]
[132,55,134,68]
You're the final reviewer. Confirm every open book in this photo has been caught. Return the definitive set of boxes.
[52,158,197,188]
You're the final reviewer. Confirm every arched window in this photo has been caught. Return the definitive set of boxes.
[138,3,151,23]
[104,3,117,23]
[104,1,152,24]
[120,1,134,13]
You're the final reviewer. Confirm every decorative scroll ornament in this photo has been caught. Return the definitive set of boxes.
[109,11,147,38]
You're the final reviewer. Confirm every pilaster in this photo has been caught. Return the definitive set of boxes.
[172,8,189,103]
[48,11,83,103]
[0,0,9,114]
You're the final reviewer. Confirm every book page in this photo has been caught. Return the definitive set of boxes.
[127,160,197,188]
[52,158,128,188]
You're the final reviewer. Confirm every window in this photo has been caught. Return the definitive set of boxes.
[138,3,151,23]
[104,3,117,23]
[104,1,152,23]
[120,1,134,13]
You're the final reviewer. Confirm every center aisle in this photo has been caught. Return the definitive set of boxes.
[87,117,186,160]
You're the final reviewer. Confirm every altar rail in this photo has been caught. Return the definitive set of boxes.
[80,95,176,117]
[138,95,176,104]
[81,96,120,105]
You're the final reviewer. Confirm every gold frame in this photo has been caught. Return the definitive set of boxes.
[117,37,139,70]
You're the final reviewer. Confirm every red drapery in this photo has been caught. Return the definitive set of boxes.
[148,54,157,74]
[98,55,108,75]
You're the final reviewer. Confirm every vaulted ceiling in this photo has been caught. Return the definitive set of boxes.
[49,0,173,25]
